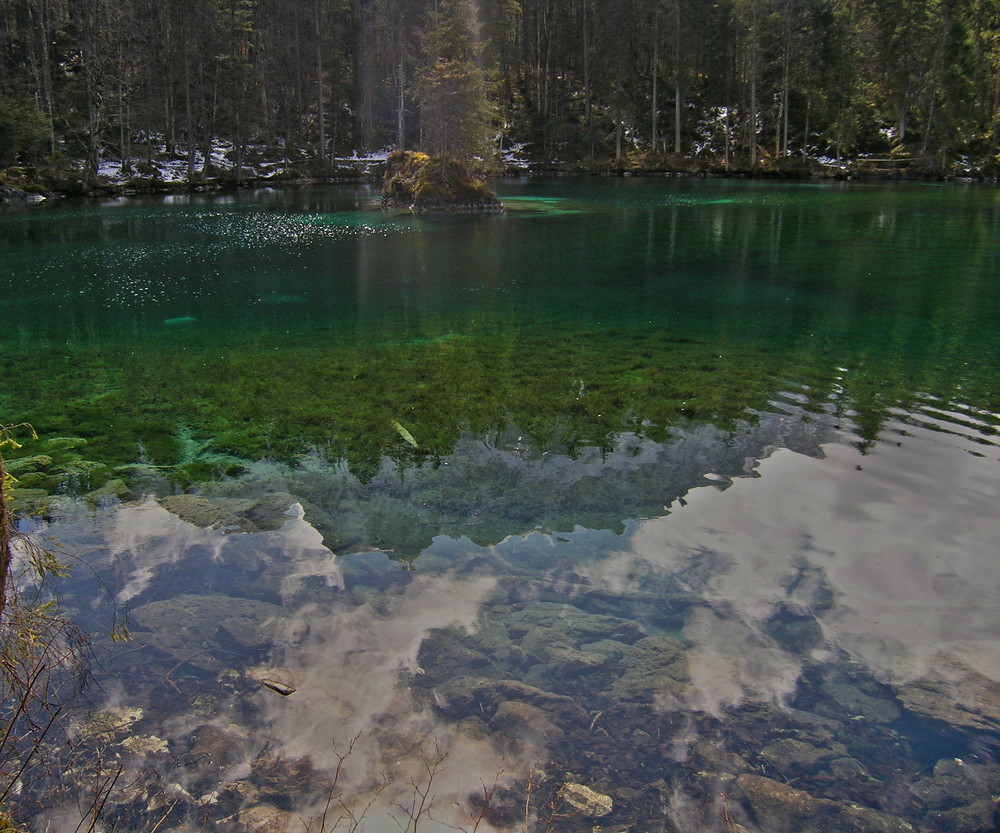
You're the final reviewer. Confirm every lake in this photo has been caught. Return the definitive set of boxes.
[2,178,1000,832]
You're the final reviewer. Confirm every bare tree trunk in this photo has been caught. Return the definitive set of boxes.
[583,0,591,127]
[724,105,731,170]
[802,97,810,158]
[35,0,56,154]
[747,0,758,167]
[397,58,406,150]
[651,11,658,151]
[674,0,681,153]
[185,49,196,179]
[314,0,326,162]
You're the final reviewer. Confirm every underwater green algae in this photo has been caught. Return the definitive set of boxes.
[3,322,782,479]
[4,179,1000,506]
[6,301,997,511]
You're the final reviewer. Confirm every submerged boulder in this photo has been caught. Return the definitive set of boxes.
[894,654,1000,733]
[130,593,288,668]
[381,151,502,211]
[737,774,915,833]
[558,782,613,818]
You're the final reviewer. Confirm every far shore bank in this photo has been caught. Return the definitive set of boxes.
[3,152,998,205]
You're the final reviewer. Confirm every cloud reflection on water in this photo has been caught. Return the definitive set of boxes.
[29,397,1000,831]
[610,415,1000,708]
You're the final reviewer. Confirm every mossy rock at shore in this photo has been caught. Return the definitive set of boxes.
[381,151,502,211]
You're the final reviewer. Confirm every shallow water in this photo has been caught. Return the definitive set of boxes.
[3,179,1000,832]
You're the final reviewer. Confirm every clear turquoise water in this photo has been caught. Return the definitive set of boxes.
[3,179,1000,832]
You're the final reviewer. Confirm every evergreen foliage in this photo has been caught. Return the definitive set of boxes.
[0,0,998,176]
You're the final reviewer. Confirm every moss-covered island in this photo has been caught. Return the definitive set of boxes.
[380,151,502,211]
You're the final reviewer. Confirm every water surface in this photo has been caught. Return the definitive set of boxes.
[2,179,999,832]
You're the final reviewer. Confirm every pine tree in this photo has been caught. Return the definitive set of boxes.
[415,0,496,162]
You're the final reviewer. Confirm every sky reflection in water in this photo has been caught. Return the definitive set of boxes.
[30,395,1000,832]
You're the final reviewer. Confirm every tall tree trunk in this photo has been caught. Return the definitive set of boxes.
[802,97,810,158]
[35,0,56,154]
[651,11,659,150]
[185,49,196,179]
[777,0,791,157]
[397,58,406,150]
[674,0,682,153]
[724,105,731,170]
[747,0,759,167]
[583,0,591,127]
[314,0,325,162]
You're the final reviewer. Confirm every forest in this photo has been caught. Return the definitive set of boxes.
[1,0,1000,189]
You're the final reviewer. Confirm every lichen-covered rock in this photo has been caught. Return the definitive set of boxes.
[43,437,89,451]
[381,151,501,211]
[85,477,132,507]
[3,454,53,474]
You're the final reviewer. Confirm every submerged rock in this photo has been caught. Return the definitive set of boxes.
[558,782,613,818]
[246,666,297,696]
[894,654,1000,733]
[737,773,915,833]
[190,724,248,770]
[250,755,318,809]
[237,803,296,833]
[130,594,288,668]
[759,737,850,777]
[610,635,689,702]
[910,758,1000,832]
[158,494,258,532]
[508,601,645,672]
[489,700,563,753]
[432,676,589,730]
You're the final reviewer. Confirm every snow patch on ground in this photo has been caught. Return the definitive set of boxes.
[96,141,391,185]
[501,142,531,169]
[97,142,237,183]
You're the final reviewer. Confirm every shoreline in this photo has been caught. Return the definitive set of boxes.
[3,154,998,205]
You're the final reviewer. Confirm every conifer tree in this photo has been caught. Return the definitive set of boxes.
[415,0,496,161]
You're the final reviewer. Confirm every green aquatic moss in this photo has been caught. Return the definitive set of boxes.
[5,302,997,507]
[2,321,785,493]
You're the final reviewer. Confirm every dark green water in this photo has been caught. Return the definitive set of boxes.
[3,179,1000,832]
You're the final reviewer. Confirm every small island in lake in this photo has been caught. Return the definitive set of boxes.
[381,151,502,212]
